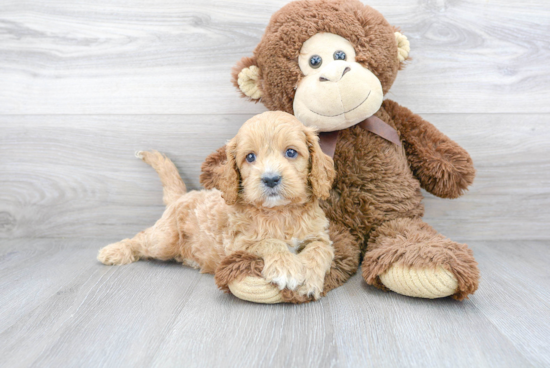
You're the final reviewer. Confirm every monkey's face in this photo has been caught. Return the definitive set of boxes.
[231,1,411,129]
[293,33,384,132]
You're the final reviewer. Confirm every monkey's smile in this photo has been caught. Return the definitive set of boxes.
[310,90,371,118]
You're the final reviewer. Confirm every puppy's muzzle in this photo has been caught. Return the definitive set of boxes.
[262,174,282,188]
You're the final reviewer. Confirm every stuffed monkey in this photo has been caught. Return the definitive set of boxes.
[203,0,479,303]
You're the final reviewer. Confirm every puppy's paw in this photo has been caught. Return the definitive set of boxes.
[271,274,304,291]
[262,253,305,291]
[296,277,324,300]
[97,240,138,265]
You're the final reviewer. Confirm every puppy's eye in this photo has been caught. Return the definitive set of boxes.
[333,51,346,60]
[285,149,298,159]
[246,153,256,163]
[309,55,322,69]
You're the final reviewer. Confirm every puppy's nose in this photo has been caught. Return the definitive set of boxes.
[262,175,282,188]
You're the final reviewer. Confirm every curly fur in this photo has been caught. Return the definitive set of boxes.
[200,146,228,191]
[98,112,337,301]
[215,222,360,303]
[215,251,265,293]
[383,100,476,199]
[204,0,480,300]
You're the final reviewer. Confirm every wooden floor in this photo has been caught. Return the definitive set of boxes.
[1,0,550,367]
[0,239,549,367]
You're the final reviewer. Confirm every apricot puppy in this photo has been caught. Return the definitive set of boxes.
[98,111,336,300]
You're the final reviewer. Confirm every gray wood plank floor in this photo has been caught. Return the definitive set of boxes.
[1,0,550,367]
[0,239,549,368]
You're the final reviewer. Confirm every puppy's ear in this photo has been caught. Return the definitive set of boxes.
[231,56,263,100]
[200,146,227,190]
[218,138,240,205]
[304,128,336,200]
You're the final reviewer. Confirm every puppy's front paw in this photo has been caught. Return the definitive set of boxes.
[270,274,304,291]
[97,240,138,265]
[262,254,305,291]
[296,276,324,300]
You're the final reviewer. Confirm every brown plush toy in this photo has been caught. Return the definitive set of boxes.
[203,0,480,303]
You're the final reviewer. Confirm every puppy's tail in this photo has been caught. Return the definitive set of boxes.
[135,150,187,205]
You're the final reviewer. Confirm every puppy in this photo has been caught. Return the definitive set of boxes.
[98,111,336,299]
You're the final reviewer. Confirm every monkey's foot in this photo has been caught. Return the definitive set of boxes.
[215,251,285,304]
[228,277,284,304]
[362,218,479,300]
[379,264,458,299]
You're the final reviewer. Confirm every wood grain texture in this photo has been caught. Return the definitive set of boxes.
[0,239,548,368]
[0,0,549,114]
[2,113,549,240]
[472,241,550,367]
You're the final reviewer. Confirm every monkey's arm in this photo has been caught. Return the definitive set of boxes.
[200,146,227,190]
[383,99,475,199]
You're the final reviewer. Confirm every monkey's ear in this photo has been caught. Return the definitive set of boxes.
[231,56,263,100]
[217,138,240,205]
[395,32,410,62]
[304,127,335,200]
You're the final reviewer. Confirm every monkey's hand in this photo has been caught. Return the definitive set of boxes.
[384,99,475,199]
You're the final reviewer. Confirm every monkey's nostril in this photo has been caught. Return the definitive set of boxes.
[342,67,351,77]
[319,76,329,82]
[262,175,282,188]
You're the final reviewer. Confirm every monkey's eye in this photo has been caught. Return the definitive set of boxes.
[333,51,346,60]
[246,153,256,163]
[309,55,322,69]
[285,148,298,159]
